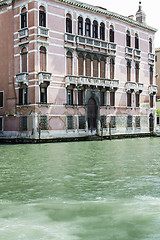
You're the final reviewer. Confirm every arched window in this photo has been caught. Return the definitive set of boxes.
[39,6,46,27]
[85,18,91,37]
[135,34,139,49]
[110,58,115,80]
[21,47,27,72]
[150,66,153,85]
[66,14,72,33]
[85,54,91,76]
[21,7,27,29]
[100,57,105,78]
[100,22,105,40]
[40,46,46,72]
[93,56,98,77]
[66,51,72,75]
[78,53,84,76]
[93,20,98,38]
[109,26,114,43]
[149,38,152,53]
[127,61,131,82]
[78,16,83,36]
[126,31,131,47]
[135,62,139,83]
[19,86,28,105]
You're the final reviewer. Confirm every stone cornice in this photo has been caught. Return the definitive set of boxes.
[54,0,157,33]
[0,0,157,33]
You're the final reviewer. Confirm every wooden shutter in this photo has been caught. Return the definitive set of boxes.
[78,90,83,105]
[100,60,105,78]
[78,55,83,75]
[93,57,98,77]
[135,63,139,83]
[150,67,153,85]
[127,62,131,82]
[85,56,91,76]
[110,59,114,80]
[40,47,46,72]
[67,52,72,75]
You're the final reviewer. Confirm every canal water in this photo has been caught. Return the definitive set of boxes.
[1,138,160,239]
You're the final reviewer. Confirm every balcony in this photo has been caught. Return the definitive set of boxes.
[136,83,143,93]
[125,81,136,92]
[148,53,155,62]
[16,73,28,85]
[108,42,116,52]
[37,26,49,38]
[134,49,141,58]
[149,84,157,95]
[65,75,119,89]
[18,28,28,40]
[76,36,108,50]
[125,47,133,58]
[38,72,52,84]
[65,33,76,43]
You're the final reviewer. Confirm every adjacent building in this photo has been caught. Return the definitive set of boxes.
[0,0,157,140]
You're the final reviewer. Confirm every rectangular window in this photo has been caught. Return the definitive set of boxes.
[19,88,28,105]
[110,92,115,106]
[67,89,73,105]
[67,116,74,130]
[136,116,140,128]
[127,115,132,128]
[20,116,27,131]
[110,116,116,128]
[78,90,84,105]
[136,94,140,107]
[101,115,107,128]
[78,116,86,129]
[40,86,47,104]
[39,115,49,130]
[127,93,132,107]
[0,117,3,131]
[0,92,4,108]
[150,95,153,108]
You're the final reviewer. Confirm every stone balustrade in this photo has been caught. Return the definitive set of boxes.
[18,28,28,39]
[37,26,49,38]
[65,75,119,89]
[38,72,52,84]
[16,73,29,85]
[149,84,157,94]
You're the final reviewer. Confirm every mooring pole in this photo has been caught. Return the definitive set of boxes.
[109,122,112,140]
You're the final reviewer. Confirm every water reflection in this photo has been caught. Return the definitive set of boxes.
[0,138,160,239]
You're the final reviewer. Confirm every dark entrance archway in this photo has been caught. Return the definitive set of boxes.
[149,113,154,134]
[87,98,97,131]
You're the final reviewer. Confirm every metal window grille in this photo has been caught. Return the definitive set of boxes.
[101,115,107,128]
[39,115,49,130]
[67,116,74,130]
[127,115,132,128]
[20,116,27,131]
[136,116,140,128]
[78,116,86,129]
[110,116,116,128]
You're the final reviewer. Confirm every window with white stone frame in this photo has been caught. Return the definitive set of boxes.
[127,115,132,128]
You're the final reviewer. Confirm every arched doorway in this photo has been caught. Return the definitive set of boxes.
[149,113,154,134]
[87,98,97,131]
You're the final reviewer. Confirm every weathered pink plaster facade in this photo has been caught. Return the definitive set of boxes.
[0,0,157,140]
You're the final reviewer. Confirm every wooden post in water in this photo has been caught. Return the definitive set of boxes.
[109,122,112,140]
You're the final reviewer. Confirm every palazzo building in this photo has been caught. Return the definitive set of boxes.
[0,0,157,140]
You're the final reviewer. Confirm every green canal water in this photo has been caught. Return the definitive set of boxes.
[1,138,160,239]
